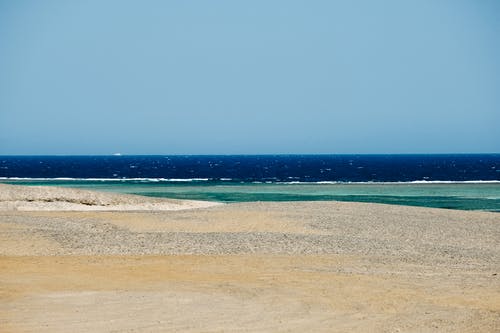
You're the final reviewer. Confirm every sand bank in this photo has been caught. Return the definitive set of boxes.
[0,183,221,211]
[0,184,499,332]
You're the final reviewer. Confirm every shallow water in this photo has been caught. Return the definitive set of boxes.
[2,180,499,211]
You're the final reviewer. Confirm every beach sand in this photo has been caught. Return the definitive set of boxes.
[0,184,499,332]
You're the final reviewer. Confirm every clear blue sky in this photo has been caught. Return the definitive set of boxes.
[0,0,499,155]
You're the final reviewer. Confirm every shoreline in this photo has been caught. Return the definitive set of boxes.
[2,181,499,212]
[1,184,499,332]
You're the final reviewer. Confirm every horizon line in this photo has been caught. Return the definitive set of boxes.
[1,152,499,157]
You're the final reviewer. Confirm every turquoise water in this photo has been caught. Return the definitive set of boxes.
[2,180,499,212]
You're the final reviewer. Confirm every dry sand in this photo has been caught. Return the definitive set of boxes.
[0,184,499,332]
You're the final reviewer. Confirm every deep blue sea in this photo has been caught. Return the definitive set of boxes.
[1,155,499,211]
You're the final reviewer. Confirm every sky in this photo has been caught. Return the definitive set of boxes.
[0,0,499,155]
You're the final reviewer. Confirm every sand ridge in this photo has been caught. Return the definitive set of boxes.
[0,183,221,211]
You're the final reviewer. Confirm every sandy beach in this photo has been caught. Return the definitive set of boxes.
[0,184,499,332]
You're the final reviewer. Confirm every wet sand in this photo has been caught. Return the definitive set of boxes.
[0,184,499,332]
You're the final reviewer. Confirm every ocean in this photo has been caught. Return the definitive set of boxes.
[1,154,499,211]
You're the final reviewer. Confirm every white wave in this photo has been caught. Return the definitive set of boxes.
[408,180,500,184]
[279,180,500,185]
[0,177,210,182]
[0,177,499,184]
[0,177,132,181]
[165,178,209,182]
